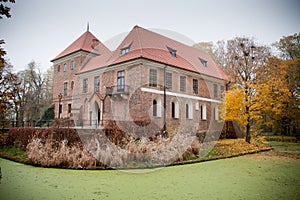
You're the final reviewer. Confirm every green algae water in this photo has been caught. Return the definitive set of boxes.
[0,155,299,200]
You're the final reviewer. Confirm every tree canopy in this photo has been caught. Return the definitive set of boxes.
[273,32,300,60]
[218,33,300,140]
[0,0,14,19]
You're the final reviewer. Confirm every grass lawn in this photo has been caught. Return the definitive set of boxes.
[0,141,299,200]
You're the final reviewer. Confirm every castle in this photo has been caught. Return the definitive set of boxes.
[51,25,227,134]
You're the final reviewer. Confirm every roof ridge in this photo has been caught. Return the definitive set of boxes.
[81,30,90,50]
[136,26,143,56]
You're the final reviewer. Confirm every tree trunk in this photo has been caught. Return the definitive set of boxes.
[245,123,251,143]
[245,104,251,143]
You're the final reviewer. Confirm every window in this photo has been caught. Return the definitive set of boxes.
[221,85,225,97]
[214,106,219,120]
[83,78,88,93]
[59,104,62,114]
[166,72,172,90]
[171,100,179,119]
[94,76,100,92]
[57,65,60,72]
[70,61,75,70]
[153,98,162,117]
[71,81,74,90]
[193,79,198,94]
[180,76,186,92]
[153,100,157,117]
[201,104,207,120]
[121,48,130,55]
[149,69,157,87]
[117,70,125,92]
[68,104,72,114]
[172,102,175,118]
[214,84,218,98]
[186,102,193,119]
[167,46,177,57]
[120,43,132,55]
[199,58,207,67]
[63,63,67,72]
[186,104,189,119]
[64,82,68,96]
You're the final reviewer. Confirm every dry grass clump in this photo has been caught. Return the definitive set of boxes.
[26,138,99,169]
[24,124,208,169]
[78,129,201,169]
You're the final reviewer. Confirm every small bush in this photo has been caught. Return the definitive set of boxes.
[103,121,131,148]
[6,128,36,150]
[5,128,82,151]
[26,138,99,169]
[36,105,55,127]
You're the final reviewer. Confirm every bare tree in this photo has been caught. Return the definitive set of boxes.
[217,37,271,143]
[17,61,53,122]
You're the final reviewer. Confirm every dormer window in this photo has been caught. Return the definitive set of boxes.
[120,42,132,55]
[121,48,130,55]
[167,46,177,57]
[199,58,208,67]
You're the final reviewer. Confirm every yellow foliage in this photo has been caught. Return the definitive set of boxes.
[221,87,249,125]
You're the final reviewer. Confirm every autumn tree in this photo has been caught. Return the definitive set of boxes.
[17,61,52,122]
[0,0,16,122]
[0,0,15,65]
[219,37,271,143]
[273,32,300,60]
[0,62,22,121]
[268,33,300,134]
[255,58,292,134]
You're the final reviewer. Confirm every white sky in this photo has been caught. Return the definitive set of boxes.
[0,0,299,72]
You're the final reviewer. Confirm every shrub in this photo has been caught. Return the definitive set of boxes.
[6,128,37,150]
[36,104,55,127]
[103,120,131,148]
[26,138,99,169]
[5,128,82,151]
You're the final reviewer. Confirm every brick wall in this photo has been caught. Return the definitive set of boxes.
[53,57,226,134]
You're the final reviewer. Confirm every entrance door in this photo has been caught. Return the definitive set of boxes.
[92,101,101,128]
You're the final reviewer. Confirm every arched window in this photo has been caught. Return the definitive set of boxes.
[186,102,193,119]
[186,104,189,119]
[153,99,157,117]
[153,98,162,117]
[171,100,179,119]
[172,102,175,118]
[63,63,67,72]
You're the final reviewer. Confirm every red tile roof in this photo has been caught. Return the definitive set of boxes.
[79,25,227,80]
[51,30,111,61]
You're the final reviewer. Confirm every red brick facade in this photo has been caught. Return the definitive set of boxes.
[51,26,227,135]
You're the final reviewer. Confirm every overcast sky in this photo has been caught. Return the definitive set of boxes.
[1,0,299,72]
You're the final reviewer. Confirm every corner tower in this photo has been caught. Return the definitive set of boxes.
[51,27,110,119]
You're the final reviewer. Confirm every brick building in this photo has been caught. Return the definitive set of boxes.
[51,25,227,134]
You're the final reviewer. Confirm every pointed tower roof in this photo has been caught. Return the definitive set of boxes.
[51,29,110,62]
